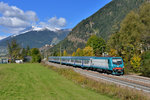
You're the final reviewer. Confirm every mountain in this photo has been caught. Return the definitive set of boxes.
[0,27,71,48]
[50,0,145,54]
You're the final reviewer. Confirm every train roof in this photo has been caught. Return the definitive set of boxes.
[49,56,122,59]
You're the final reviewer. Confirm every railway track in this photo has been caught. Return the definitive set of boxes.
[44,61,150,93]
[119,75,150,85]
[74,69,150,93]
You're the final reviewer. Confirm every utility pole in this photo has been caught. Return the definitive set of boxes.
[92,42,94,56]
[60,44,61,64]
[102,46,103,54]
[101,46,104,56]
[53,49,54,56]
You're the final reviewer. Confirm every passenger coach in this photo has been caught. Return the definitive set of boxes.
[49,56,124,75]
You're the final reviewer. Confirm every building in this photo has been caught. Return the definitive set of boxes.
[0,58,8,64]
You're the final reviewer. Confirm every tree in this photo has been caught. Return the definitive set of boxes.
[141,50,150,77]
[53,51,58,56]
[107,32,121,56]
[107,3,150,73]
[20,48,27,60]
[63,50,67,56]
[83,46,94,56]
[139,3,150,51]
[130,54,141,72]
[118,3,150,57]
[109,48,117,57]
[7,40,21,62]
[30,48,41,63]
[72,52,76,56]
[7,41,12,58]
[75,48,83,56]
[86,35,106,56]
[26,45,31,56]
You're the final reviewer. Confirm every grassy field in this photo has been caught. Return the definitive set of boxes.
[0,63,114,100]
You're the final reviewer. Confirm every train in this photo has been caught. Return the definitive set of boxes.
[48,56,124,75]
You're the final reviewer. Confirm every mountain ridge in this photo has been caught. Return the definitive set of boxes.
[0,28,71,48]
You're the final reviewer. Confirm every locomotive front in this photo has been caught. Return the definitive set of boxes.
[111,57,124,75]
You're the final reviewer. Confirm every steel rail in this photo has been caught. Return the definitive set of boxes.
[119,75,150,84]
[74,69,150,93]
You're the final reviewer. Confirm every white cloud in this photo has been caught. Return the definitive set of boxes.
[48,17,66,27]
[0,2,37,22]
[5,27,25,34]
[0,2,67,35]
[0,2,38,33]
[0,17,30,28]
[37,17,67,30]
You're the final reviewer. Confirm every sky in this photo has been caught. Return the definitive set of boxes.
[0,0,112,40]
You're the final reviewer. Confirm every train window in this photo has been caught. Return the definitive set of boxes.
[62,59,65,61]
[83,60,89,64]
[75,60,81,63]
[112,59,122,65]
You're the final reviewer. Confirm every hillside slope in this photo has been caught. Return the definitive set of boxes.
[50,0,145,53]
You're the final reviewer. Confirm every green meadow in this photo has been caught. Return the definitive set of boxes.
[0,63,114,100]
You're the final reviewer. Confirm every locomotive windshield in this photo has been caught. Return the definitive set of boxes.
[112,58,122,65]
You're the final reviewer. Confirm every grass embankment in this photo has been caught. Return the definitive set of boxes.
[0,63,113,100]
[42,62,149,100]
